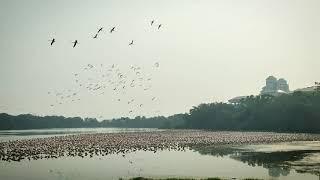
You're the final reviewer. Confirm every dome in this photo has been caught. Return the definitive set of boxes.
[266,76,277,81]
[278,78,287,83]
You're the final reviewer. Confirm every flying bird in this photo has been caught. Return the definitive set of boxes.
[97,27,103,33]
[110,27,116,33]
[93,34,98,39]
[49,38,55,46]
[151,20,154,26]
[129,40,134,46]
[72,40,78,48]
[158,24,162,29]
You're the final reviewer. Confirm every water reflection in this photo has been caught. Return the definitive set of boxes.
[0,143,319,180]
[193,143,320,178]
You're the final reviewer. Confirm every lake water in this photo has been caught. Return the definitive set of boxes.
[0,128,319,180]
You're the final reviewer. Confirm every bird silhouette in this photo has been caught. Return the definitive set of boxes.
[93,34,98,39]
[158,24,162,29]
[151,20,154,26]
[72,40,78,48]
[110,27,116,33]
[129,40,134,46]
[49,38,55,46]
[97,27,103,33]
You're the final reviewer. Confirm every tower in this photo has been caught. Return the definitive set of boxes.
[277,78,290,92]
[261,76,278,95]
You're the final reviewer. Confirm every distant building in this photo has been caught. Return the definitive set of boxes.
[260,76,290,96]
[294,86,318,92]
[277,78,290,92]
[228,76,320,104]
[228,75,291,104]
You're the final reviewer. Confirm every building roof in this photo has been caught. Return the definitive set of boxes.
[278,78,287,83]
[266,76,277,81]
[294,86,317,92]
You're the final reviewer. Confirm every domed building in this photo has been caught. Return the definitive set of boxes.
[229,76,291,104]
[260,76,290,95]
[261,76,278,94]
[277,78,290,92]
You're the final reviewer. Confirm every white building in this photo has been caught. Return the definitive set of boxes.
[260,76,290,96]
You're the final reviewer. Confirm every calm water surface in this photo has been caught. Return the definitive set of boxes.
[0,128,319,180]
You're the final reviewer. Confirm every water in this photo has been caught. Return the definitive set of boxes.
[0,128,319,180]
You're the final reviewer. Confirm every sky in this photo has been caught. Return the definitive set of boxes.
[0,0,319,119]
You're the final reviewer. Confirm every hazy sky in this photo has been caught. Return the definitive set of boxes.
[0,0,319,119]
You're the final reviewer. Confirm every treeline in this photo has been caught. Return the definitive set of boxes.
[101,114,185,128]
[0,114,99,130]
[0,90,320,132]
[0,113,185,130]
[185,91,320,132]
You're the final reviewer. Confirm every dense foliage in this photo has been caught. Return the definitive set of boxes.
[0,113,185,130]
[0,90,319,132]
[185,91,320,132]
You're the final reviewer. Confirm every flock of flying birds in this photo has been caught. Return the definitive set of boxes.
[47,20,163,118]
[49,20,162,48]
